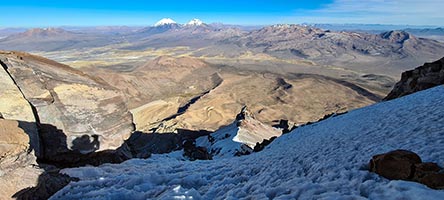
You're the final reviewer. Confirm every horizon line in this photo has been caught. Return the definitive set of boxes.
[1,22,442,29]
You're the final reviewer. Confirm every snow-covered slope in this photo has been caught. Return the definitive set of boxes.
[52,86,444,199]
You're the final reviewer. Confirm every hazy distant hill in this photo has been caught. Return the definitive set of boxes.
[0,27,27,38]
[0,28,123,51]
[312,24,444,42]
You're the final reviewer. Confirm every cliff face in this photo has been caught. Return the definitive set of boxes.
[0,51,134,159]
[0,57,40,157]
[384,57,444,100]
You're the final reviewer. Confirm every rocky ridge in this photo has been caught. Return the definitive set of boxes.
[385,57,444,100]
[216,25,444,76]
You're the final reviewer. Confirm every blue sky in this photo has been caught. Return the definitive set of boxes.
[1,0,443,27]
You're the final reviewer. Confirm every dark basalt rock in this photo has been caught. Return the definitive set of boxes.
[183,140,212,161]
[253,136,277,152]
[13,170,79,200]
[384,57,444,100]
[419,174,444,190]
[369,149,421,180]
[369,149,444,189]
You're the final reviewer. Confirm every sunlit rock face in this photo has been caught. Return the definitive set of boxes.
[0,118,43,199]
[0,51,134,157]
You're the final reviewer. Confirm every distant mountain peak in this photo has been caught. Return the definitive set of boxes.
[379,30,415,43]
[16,27,72,38]
[187,19,204,26]
[154,18,177,27]
[28,27,67,33]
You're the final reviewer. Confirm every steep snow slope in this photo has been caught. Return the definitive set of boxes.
[52,86,444,199]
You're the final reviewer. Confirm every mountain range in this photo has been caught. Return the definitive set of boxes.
[1,22,442,79]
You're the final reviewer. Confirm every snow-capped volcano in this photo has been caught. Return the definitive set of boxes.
[154,18,177,26]
[186,19,204,26]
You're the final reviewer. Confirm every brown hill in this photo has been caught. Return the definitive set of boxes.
[0,28,121,51]
[12,28,73,38]
[148,70,379,132]
[86,56,380,133]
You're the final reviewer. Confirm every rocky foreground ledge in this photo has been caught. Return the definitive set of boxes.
[0,51,134,198]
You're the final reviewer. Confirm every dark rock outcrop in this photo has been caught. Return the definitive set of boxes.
[126,129,211,159]
[13,170,79,200]
[369,149,421,180]
[384,57,444,100]
[183,140,212,161]
[253,136,278,152]
[369,149,444,189]
[272,119,294,134]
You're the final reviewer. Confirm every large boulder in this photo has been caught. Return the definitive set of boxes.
[369,149,421,180]
[0,119,34,168]
[369,149,444,189]
[0,118,43,199]
[0,59,40,156]
[0,51,134,158]
[384,57,444,100]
